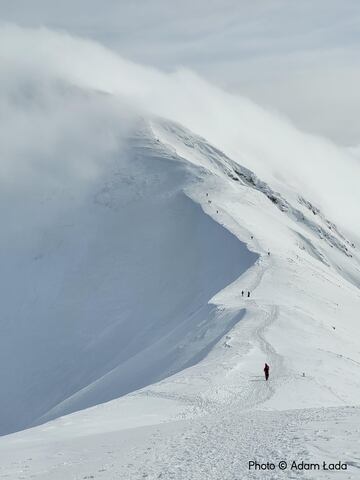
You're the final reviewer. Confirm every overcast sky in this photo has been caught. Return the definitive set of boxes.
[0,0,359,145]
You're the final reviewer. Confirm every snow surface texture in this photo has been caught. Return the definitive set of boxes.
[0,118,257,435]
[1,32,360,477]
[1,113,360,478]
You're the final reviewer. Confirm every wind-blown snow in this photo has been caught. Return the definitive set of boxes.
[1,24,360,236]
[1,113,360,478]
[1,24,360,480]
[0,115,257,434]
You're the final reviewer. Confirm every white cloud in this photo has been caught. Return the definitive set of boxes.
[0,24,359,239]
[0,0,359,144]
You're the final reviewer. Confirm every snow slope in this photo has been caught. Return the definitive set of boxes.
[1,108,360,478]
[0,115,257,435]
[1,25,360,475]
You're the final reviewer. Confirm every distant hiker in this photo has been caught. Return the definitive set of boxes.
[241,290,244,297]
[267,251,271,256]
[206,193,209,197]
[264,363,270,381]
[251,235,254,239]
[247,291,250,298]
[216,210,219,214]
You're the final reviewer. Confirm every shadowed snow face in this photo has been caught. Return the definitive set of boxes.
[0,118,257,434]
[0,21,359,433]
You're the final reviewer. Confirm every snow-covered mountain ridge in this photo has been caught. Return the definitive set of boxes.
[0,69,360,479]
[1,106,360,478]
[155,120,356,260]
[1,113,360,478]
[1,29,360,473]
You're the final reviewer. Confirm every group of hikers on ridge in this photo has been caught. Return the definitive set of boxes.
[205,192,270,382]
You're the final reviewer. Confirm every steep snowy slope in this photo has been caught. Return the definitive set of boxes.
[1,26,360,478]
[0,114,258,435]
[1,115,360,479]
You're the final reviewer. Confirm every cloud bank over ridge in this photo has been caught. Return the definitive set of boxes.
[1,23,359,238]
[1,0,359,145]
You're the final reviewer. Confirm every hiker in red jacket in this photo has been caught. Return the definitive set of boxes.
[264,363,270,381]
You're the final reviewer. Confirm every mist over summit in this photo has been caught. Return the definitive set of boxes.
[0,15,360,480]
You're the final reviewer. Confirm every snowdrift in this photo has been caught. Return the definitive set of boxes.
[0,102,257,434]
[1,24,360,479]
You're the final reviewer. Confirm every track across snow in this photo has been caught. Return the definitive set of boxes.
[1,114,360,479]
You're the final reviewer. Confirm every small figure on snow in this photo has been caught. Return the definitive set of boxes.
[247,291,250,298]
[241,290,244,297]
[264,363,270,381]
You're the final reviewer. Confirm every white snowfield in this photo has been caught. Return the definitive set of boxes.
[1,110,360,480]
